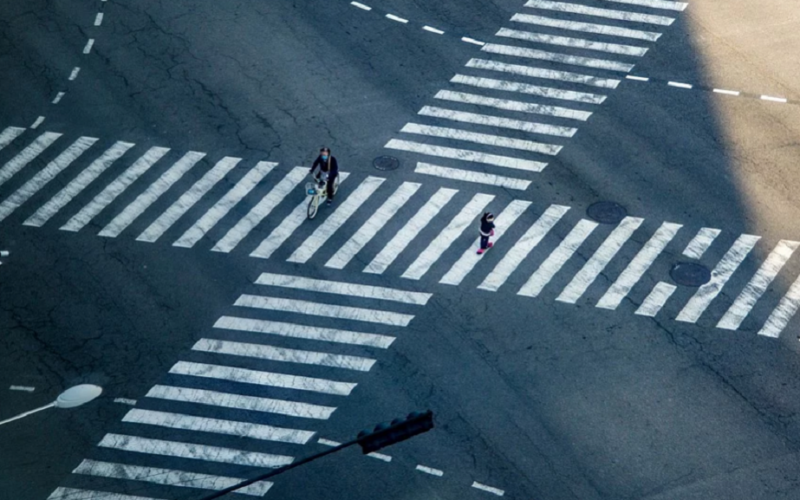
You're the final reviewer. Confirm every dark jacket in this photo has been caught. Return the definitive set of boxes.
[311,155,339,177]
[480,214,495,237]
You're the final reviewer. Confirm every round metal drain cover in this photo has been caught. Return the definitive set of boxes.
[670,262,711,287]
[587,201,627,224]
[373,156,400,171]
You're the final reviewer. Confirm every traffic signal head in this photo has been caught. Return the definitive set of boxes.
[357,410,434,454]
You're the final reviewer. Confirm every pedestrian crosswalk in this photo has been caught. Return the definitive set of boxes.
[47,273,430,499]
[382,0,687,189]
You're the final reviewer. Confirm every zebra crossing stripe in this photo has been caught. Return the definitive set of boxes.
[23,141,134,227]
[72,460,271,496]
[136,156,242,242]
[596,222,682,310]
[48,487,161,500]
[435,89,592,121]
[479,204,570,292]
[557,216,644,304]
[173,162,277,248]
[717,240,800,330]
[248,172,351,259]
[440,200,532,286]
[523,0,675,26]
[635,281,676,317]
[61,147,171,232]
[288,176,384,263]
[683,227,721,258]
[326,182,421,269]
[483,43,635,72]
[0,136,98,223]
[193,338,377,371]
[758,273,800,338]
[414,163,531,191]
[607,0,688,11]
[214,316,396,348]
[235,295,414,326]
[451,74,606,105]
[0,127,25,152]
[517,220,598,297]
[145,385,336,419]
[169,361,356,395]
[401,123,562,155]
[98,433,295,468]
[98,151,205,238]
[466,58,620,89]
[386,139,548,172]
[403,193,495,280]
[0,132,62,189]
[365,188,458,274]
[419,106,577,137]
[254,272,432,305]
[676,234,761,323]
[496,27,648,57]
[511,13,662,41]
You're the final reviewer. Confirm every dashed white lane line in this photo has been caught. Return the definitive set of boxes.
[462,37,485,46]
[386,13,408,24]
[30,116,45,129]
[52,92,65,104]
[713,88,740,96]
[83,38,95,55]
[68,67,80,81]
[94,13,104,26]
[350,1,371,10]
[317,437,391,461]
[9,385,35,392]
[113,398,137,405]
[668,81,692,89]
[472,481,505,496]
[416,465,444,476]
[423,25,445,35]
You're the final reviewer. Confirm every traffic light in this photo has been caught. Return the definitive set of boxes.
[357,410,434,454]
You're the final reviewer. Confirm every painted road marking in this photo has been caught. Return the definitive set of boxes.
[419,105,577,137]
[713,88,740,96]
[523,0,675,26]
[482,43,635,73]
[385,138,549,172]
[416,465,444,476]
[676,234,761,323]
[466,58,620,89]
[30,116,45,129]
[511,13,662,41]
[68,67,81,80]
[414,163,531,190]
[137,156,241,242]
[145,385,336,419]
[403,193,495,280]
[61,146,170,232]
[401,123,562,155]
[717,240,800,330]
[472,481,505,496]
[0,132,62,189]
[173,161,277,248]
[170,361,356,395]
[234,295,415,327]
[596,222,682,310]
[607,0,688,11]
[759,273,800,338]
[441,200,531,286]
[288,176,384,263]
[365,188,457,274]
[255,272,432,305]
[94,13,104,26]
[192,338,377,372]
[98,433,294,468]
[24,141,135,227]
[423,26,445,35]
[557,216,644,304]
[435,89,592,121]
[351,1,372,11]
[386,13,408,23]
[479,204,570,292]
[451,74,606,104]
[683,227,721,258]
[326,182,421,269]
[635,281,677,317]
[82,39,95,54]
[496,27,648,56]
[214,316,396,349]
[0,127,25,153]
[0,137,98,223]
[113,398,137,405]
[9,385,35,392]
[48,487,161,500]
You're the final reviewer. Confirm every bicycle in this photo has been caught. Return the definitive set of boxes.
[305,173,340,219]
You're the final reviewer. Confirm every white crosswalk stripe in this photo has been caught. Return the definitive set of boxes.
[440,200,532,286]
[401,123,562,155]
[435,89,593,121]
[214,316,396,348]
[288,176,384,263]
[0,136,97,223]
[48,487,162,500]
[61,147,170,232]
[99,151,205,238]
[23,141,134,227]
[759,273,800,338]
[635,281,676,317]
[676,234,761,323]
[496,27,648,57]
[511,13,662,41]
[524,0,676,26]
[235,295,414,326]
[365,188,458,274]
[0,126,25,152]
[479,204,570,292]
[326,182,421,269]
[466,58,620,89]
[682,227,721,258]
[0,131,62,189]
[451,74,607,104]
[403,193,495,280]
[173,161,277,248]
[483,43,635,72]
[518,218,598,297]
[255,272,432,304]
[557,216,644,304]
[386,139,549,172]
[419,106,577,137]
[606,0,688,12]
[136,156,242,242]
[414,163,531,190]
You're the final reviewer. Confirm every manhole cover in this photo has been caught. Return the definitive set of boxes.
[670,262,711,287]
[373,156,400,171]
[586,201,627,224]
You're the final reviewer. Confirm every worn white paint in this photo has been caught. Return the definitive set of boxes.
[213,316,396,348]
[83,39,95,54]
[416,465,444,476]
[496,27,647,56]
[68,67,81,80]
[47,487,160,500]
[385,139,548,172]
[472,481,505,496]
[682,227,720,258]
[466,58,620,89]
[483,43,635,72]
[255,272,431,305]
[635,281,676,317]
[511,13,661,41]
[0,132,62,189]
[435,89,592,121]
[0,127,24,152]
[759,273,800,338]
[451,74,606,104]
[235,295,414,327]
[414,163,530,191]
[419,106,577,137]
[605,0,687,11]
[401,123,562,154]
[524,0,675,25]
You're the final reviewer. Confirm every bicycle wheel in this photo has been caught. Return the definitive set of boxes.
[307,196,319,219]
[332,174,340,195]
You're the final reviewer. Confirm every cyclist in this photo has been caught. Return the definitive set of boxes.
[309,147,339,205]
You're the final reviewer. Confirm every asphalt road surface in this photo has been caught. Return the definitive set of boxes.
[3,0,800,499]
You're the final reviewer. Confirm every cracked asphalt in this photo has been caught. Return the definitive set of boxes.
[4,0,800,499]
